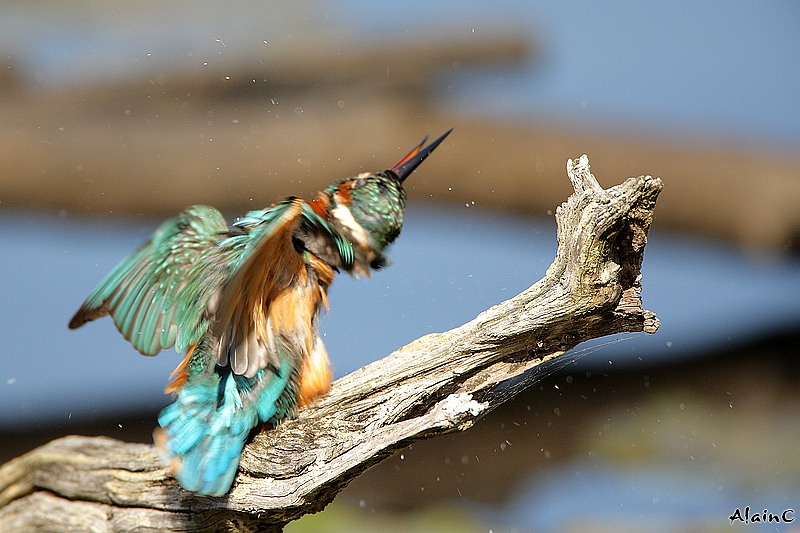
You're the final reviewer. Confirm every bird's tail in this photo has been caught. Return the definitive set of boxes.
[155,361,297,496]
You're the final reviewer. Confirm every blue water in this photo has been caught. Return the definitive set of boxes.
[490,460,799,532]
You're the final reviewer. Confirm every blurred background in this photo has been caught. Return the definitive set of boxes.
[1,1,799,531]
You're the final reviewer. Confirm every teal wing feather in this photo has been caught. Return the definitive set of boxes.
[223,199,352,270]
[69,205,229,356]
[168,199,308,365]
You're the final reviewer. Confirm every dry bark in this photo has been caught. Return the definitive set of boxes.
[0,155,661,532]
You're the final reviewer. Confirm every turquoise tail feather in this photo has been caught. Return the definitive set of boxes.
[156,360,296,496]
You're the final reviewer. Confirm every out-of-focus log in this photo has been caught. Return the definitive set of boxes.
[0,29,796,250]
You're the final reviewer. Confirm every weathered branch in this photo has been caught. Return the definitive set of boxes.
[0,155,662,532]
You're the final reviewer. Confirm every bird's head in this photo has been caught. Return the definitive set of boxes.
[327,129,451,274]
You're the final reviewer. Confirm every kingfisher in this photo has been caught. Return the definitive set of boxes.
[69,129,451,496]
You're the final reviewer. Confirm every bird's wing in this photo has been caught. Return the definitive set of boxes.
[69,205,229,356]
[209,198,350,378]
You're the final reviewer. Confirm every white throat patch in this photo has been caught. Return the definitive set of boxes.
[331,202,371,250]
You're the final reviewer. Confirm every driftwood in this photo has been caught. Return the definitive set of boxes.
[0,155,661,532]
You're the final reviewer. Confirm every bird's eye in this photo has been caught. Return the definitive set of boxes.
[355,179,367,187]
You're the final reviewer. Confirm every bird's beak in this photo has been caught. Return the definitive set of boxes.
[390,128,453,183]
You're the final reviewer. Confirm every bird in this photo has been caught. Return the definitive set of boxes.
[68,129,451,497]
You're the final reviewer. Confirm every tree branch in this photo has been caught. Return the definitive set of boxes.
[0,155,662,532]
